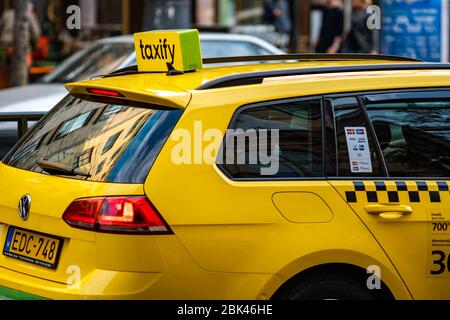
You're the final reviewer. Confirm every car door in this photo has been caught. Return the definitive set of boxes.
[328,90,450,299]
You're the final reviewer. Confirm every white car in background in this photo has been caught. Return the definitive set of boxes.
[0,33,284,157]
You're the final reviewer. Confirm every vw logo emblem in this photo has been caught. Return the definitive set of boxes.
[18,195,31,221]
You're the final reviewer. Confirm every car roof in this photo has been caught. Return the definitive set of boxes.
[66,55,450,109]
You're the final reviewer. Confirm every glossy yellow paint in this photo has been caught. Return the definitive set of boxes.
[1,59,450,299]
[331,180,450,300]
[272,192,333,223]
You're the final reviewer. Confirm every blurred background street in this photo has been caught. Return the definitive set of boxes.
[0,0,447,88]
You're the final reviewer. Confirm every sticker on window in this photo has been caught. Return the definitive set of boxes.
[344,127,372,173]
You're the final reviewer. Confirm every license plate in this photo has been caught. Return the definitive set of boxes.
[3,227,62,269]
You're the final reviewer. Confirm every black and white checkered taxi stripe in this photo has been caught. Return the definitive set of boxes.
[345,181,449,203]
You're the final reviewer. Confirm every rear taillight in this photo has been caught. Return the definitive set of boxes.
[62,196,172,235]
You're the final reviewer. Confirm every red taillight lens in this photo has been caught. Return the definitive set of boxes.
[62,197,104,229]
[62,196,172,235]
[87,88,124,97]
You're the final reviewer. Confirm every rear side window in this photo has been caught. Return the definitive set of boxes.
[366,97,450,178]
[218,99,323,179]
[3,95,182,183]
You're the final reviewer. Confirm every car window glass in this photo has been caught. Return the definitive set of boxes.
[333,97,383,177]
[218,99,323,179]
[202,40,271,58]
[3,95,183,183]
[40,43,134,83]
[366,98,450,177]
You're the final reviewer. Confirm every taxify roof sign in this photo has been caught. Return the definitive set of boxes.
[134,29,203,72]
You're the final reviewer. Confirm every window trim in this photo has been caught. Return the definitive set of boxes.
[364,90,450,103]
[323,98,337,177]
[357,95,389,177]
[323,87,450,100]
[102,130,123,155]
[215,95,326,182]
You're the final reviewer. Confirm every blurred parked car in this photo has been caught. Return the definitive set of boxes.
[0,33,284,158]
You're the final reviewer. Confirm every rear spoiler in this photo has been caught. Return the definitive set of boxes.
[65,79,191,109]
[0,111,46,137]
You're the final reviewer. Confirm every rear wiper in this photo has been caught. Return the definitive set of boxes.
[37,160,91,177]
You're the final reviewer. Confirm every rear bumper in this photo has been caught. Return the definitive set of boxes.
[0,285,46,300]
[0,265,163,300]
[0,264,278,300]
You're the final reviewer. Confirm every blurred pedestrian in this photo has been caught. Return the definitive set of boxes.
[0,1,41,68]
[273,0,292,46]
[263,0,276,25]
[264,0,292,49]
[315,0,344,54]
[342,0,379,54]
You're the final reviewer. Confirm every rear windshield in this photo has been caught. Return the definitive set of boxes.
[3,95,182,183]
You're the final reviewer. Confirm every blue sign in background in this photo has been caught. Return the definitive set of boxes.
[382,0,444,62]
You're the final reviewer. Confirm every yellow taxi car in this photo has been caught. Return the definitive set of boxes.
[0,30,449,300]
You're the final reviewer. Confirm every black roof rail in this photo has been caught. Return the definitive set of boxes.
[202,53,422,64]
[197,63,450,90]
[104,53,420,79]
[109,65,138,75]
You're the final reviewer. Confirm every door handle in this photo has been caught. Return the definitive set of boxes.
[364,204,413,219]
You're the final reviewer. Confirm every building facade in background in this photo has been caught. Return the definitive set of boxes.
[1,0,447,58]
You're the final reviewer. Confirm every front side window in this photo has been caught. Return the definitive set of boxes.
[218,99,323,179]
[366,96,450,177]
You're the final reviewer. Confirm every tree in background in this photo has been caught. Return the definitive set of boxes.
[11,0,28,86]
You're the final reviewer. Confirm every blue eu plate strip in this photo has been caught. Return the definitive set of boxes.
[4,227,14,251]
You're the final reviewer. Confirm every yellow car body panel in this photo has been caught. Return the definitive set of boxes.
[331,180,450,300]
[0,59,449,299]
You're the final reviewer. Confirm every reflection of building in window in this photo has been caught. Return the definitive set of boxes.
[65,97,78,108]
[97,105,124,123]
[102,131,123,154]
[55,111,93,139]
[73,148,93,169]
[9,142,38,164]
[219,100,323,178]
[108,148,122,164]
[96,160,105,175]
[125,115,145,138]
[8,97,153,182]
